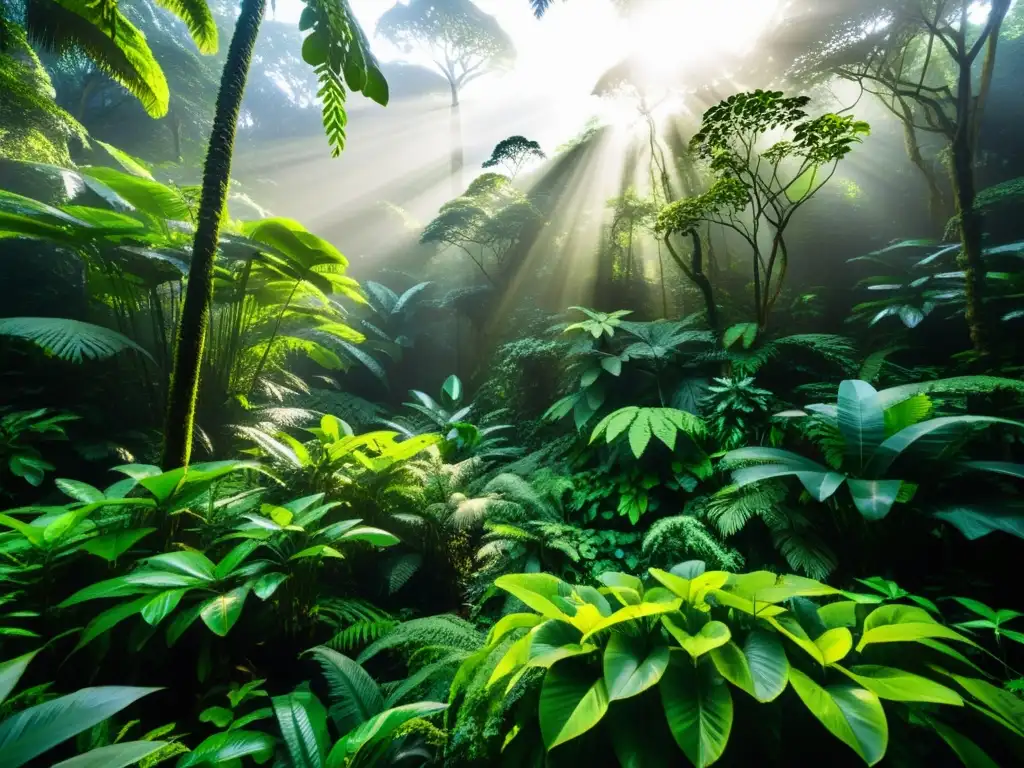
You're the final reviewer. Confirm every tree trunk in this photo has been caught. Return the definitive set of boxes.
[449,83,463,196]
[898,101,948,231]
[951,53,989,357]
[161,0,266,469]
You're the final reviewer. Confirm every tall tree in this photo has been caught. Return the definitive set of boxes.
[161,0,388,468]
[377,0,514,194]
[784,0,1013,357]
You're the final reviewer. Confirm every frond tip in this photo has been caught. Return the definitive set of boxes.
[0,317,153,363]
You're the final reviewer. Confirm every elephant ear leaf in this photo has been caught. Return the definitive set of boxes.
[659,655,733,768]
[539,663,609,750]
[789,669,888,766]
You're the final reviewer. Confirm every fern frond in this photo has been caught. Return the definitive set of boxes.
[772,334,857,373]
[315,63,348,158]
[642,514,743,571]
[327,619,398,653]
[25,0,169,117]
[704,482,787,537]
[358,615,484,664]
[0,317,152,363]
[152,0,218,54]
[772,528,837,580]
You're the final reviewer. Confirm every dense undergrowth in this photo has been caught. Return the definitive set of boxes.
[3,0,1024,766]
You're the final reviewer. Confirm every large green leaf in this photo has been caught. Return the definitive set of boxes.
[608,692,681,768]
[603,633,670,701]
[709,630,789,702]
[81,528,156,561]
[0,686,161,768]
[788,669,888,766]
[325,702,446,767]
[837,380,885,472]
[833,665,962,705]
[74,596,151,650]
[932,502,1024,541]
[199,586,249,636]
[857,605,974,652]
[145,551,217,581]
[273,689,329,768]
[495,573,571,620]
[0,317,153,363]
[304,647,383,733]
[81,167,190,221]
[0,650,38,705]
[579,600,681,643]
[929,719,1001,768]
[176,730,275,767]
[936,670,1024,736]
[51,741,168,768]
[726,447,845,501]
[866,416,1024,477]
[528,621,595,668]
[663,618,731,659]
[37,0,170,118]
[659,654,733,767]
[538,664,609,750]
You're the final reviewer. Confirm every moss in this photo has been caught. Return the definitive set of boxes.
[0,28,86,165]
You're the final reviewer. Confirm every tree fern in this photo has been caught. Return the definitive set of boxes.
[0,317,152,362]
[25,0,170,117]
[357,616,484,665]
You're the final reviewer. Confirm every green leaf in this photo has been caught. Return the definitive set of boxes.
[816,627,853,665]
[55,479,105,503]
[951,598,998,623]
[788,669,888,766]
[325,702,446,767]
[538,664,609,750]
[0,685,161,768]
[0,650,38,706]
[75,596,150,651]
[144,551,216,581]
[929,719,1000,768]
[935,671,1024,736]
[495,574,571,620]
[81,528,156,561]
[628,410,653,458]
[579,600,681,644]
[660,654,732,767]
[253,572,288,600]
[50,741,168,768]
[199,706,234,728]
[176,730,275,767]
[0,318,153,364]
[199,586,249,637]
[709,630,789,702]
[141,589,187,626]
[857,605,974,652]
[605,408,638,444]
[441,374,463,403]
[833,665,963,705]
[528,621,595,668]
[303,647,383,734]
[82,167,190,221]
[837,380,885,472]
[847,479,902,521]
[664,618,731,659]
[486,613,544,646]
[273,690,329,768]
[603,634,670,701]
[338,526,400,547]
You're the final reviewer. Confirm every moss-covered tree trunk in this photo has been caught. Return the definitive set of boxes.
[161,0,266,468]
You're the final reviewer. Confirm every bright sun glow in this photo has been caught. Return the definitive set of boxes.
[628,0,780,76]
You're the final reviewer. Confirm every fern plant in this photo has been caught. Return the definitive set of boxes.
[703,377,773,450]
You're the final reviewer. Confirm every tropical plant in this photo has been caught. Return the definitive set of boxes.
[163,0,389,468]
[461,562,1024,766]
[0,649,165,768]
[703,377,774,450]
[724,377,1024,538]
[0,408,78,490]
[657,90,870,330]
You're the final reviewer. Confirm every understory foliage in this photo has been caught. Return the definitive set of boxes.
[3,9,1024,767]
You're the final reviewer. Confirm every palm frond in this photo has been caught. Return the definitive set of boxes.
[25,0,169,118]
[0,317,152,363]
[152,0,218,54]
